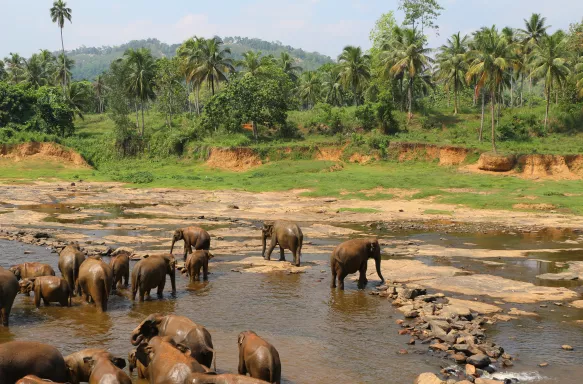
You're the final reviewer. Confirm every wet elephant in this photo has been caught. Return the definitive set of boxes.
[9,262,55,281]
[330,238,385,290]
[0,341,70,383]
[262,221,303,267]
[58,242,86,296]
[131,254,176,302]
[187,373,270,384]
[237,331,281,384]
[0,267,19,326]
[65,348,126,384]
[131,313,215,369]
[16,375,66,383]
[185,250,214,282]
[109,252,130,290]
[170,227,211,261]
[82,353,131,384]
[77,257,113,312]
[134,336,211,384]
[128,349,148,380]
[19,276,71,308]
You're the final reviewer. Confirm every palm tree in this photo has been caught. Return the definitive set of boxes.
[50,0,72,94]
[4,53,25,83]
[321,69,344,106]
[435,32,469,115]
[93,74,107,113]
[279,52,302,82]
[467,26,517,152]
[576,58,583,100]
[337,46,371,106]
[67,81,93,119]
[24,54,48,88]
[124,48,157,136]
[54,53,74,90]
[238,51,273,77]
[297,71,321,109]
[178,36,204,114]
[530,32,571,128]
[190,37,234,95]
[0,60,5,80]
[519,13,550,105]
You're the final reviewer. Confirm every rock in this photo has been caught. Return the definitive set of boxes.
[408,338,416,345]
[397,349,408,355]
[562,345,574,351]
[404,310,420,319]
[502,359,513,367]
[398,285,426,300]
[465,364,476,377]
[539,362,549,367]
[570,300,583,309]
[414,372,446,384]
[23,251,32,255]
[478,345,503,359]
[396,319,405,325]
[467,354,491,369]
[228,204,239,209]
[475,379,504,384]
[478,153,516,172]
[453,344,471,355]
[34,232,50,239]
[536,272,579,281]
[453,353,467,363]
[429,343,450,352]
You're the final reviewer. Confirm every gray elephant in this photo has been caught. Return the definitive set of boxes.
[330,238,385,290]
[238,331,281,384]
[19,276,71,308]
[109,251,130,290]
[170,227,211,261]
[187,373,270,384]
[0,341,70,383]
[65,348,126,384]
[131,254,176,301]
[262,221,303,267]
[184,250,214,282]
[131,313,214,370]
[9,262,55,281]
[77,257,113,312]
[0,267,19,326]
[58,242,86,296]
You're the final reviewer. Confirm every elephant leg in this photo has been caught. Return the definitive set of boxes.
[357,261,368,289]
[238,358,247,376]
[43,298,50,307]
[60,296,68,307]
[203,262,209,281]
[330,263,337,289]
[0,307,7,327]
[264,237,277,261]
[338,269,348,290]
[183,243,189,261]
[157,281,165,297]
[279,246,285,261]
[35,293,41,308]
[124,272,129,288]
[292,247,300,267]
[131,286,137,301]
[139,288,145,302]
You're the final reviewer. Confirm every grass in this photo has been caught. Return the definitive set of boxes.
[423,209,453,215]
[338,208,381,213]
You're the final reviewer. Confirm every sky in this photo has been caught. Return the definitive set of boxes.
[1,0,582,59]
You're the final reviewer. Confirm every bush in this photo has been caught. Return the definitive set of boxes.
[497,113,544,141]
[367,132,391,156]
[112,171,154,184]
[355,103,377,131]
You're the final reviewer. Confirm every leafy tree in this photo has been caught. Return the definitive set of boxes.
[337,46,371,106]
[4,53,26,83]
[190,37,235,95]
[320,66,344,106]
[435,32,469,114]
[0,60,5,80]
[369,12,398,49]
[67,80,94,119]
[178,36,204,114]
[54,53,74,91]
[50,0,72,94]
[530,32,571,128]
[0,83,37,127]
[279,52,302,82]
[123,48,157,136]
[155,57,185,128]
[399,0,443,34]
[35,86,75,137]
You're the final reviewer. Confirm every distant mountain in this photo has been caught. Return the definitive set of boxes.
[66,37,333,80]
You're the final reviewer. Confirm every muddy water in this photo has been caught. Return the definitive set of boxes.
[1,206,583,383]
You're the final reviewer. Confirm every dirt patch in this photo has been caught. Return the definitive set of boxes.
[513,203,557,211]
[517,154,581,180]
[349,153,378,164]
[0,142,89,167]
[359,187,419,198]
[478,153,516,172]
[389,143,469,165]
[316,147,344,161]
[206,148,262,172]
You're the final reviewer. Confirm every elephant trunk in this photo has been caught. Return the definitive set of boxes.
[170,268,176,293]
[131,330,144,346]
[261,232,267,258]
[170,238,176,255]
[375,255,385,285]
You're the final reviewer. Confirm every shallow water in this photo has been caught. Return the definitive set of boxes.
[1,204,583,383]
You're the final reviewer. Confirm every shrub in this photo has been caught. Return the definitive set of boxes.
[355,103,377,131]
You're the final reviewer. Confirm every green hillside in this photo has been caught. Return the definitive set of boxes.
[67,37,333,80]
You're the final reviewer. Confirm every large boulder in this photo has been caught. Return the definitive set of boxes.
[478,153,516,172]
[467,354,491,369]
[414,372,446,384]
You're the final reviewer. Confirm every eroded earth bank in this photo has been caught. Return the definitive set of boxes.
[1,181,583,383]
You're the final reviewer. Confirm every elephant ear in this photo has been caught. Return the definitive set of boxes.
[175,343,192,356]
[135,343,152,367]
[110,357,126,369]
[237,333,246,345]
[82,356,96,370]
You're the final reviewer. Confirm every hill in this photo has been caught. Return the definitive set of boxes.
[66,37,333,80]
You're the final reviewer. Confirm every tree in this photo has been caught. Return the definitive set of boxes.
[54,53,74,91]
[530,32,571,128]
[123,48,157,136]
[4,53,26,83]
[178,36,204,115]
[337,46,371,106]
[50,0,72,94]
[279,52,302,82]
[24,54,49,88]
[297,71,321,109]
[0,60,5,81]
[190,37,235,96]
[320,66,344,106]
[66,81,94,119]
[399,0,443,34]
[369,12,398,49]
[155,58,185,128]
[520,13,550,104]
[435,32,469,114]
[93,74,107,113]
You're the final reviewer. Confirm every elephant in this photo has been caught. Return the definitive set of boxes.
[186,373,270,384]
[16,376,67,383]
[9,262,55,281]
[261,221,303,267]
[184,250,214,282]
[76,257,113,312]
[82,354,131,384]
[134,336,211,384]
[128,349,148,379]
[65,349,126,384]
[170,227,211,261]
[330,238,385,290]
[19,276,71,308]
[0,341,70,383]
[58,242,86,296]
[109,252,130,290]
[237,331,281,384]
[131,314,215,370]
[131,254,176,302]
[0,267,19,326]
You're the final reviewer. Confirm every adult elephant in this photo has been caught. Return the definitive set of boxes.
[330,238,385,290]
[9,263,55,281]
[65,348,126,384]
[19,276,71,308]
[58,242,86,296]
[187,373,270,384]
[170,227,211,261]
[238,331,281,384]
[134,336,211,384]
[131,314,214,369]
[16,376,67,384]
[0,267,19,326]
[82,353,131,384]
[0,341,70,383]
[262,221,303,267]
[128,349,148,379]
[77,257,113,312]
[131,254,176,302]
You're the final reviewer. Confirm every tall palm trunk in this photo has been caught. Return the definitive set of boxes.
[185,77,192,115]
[453,74,458,115]
[544,84,551,129]
[510,78,514,107]
[520,74,524,107]
[479,91,485,142]
[491,90,497,153]
[135,101,139,129]
[60,27,66,95]
[407,78,413,122]
[141,102,145,137]
[196,84,201,115]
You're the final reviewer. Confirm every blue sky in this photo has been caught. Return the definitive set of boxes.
[1,0,582,59]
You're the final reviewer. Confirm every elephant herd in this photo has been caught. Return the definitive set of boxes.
[0,220,386,383]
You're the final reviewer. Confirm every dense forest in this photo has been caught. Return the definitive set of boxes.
[1,0,583,165]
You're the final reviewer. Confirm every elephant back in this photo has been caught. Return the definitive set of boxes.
[0,267,18,296]
[0,341,69,383]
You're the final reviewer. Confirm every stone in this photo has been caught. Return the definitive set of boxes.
[465,364,476,377]
[562,345,574,351]
[502,359,513,367]
[398,286,427,300]
[478,345,503,359]
[453,344,471,355]
[34,232,51,239]
[570,300,583,309]
[453,353,467,363]
[475,379,504,384]
[429,343,450,352]
[408,338,416,345]
[467,354,491,369]
[404,310,420,319]
[396,319,404,325]
[414,373,446,384]
[537,272,579,281]
[539,362,549,367]
[508,308,539,317]
[397,349,408,355]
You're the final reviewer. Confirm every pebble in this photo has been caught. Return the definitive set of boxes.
[562,345,574,351]
[539,362,549,367]
[397,349,408,355]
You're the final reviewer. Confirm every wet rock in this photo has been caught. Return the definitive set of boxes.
[475,379,504,384]
[465,364,476,377]
[467,354,491,369]
[453,353,467,363]
[453,344,471,356]
[502,359,513,367]
[414,372,446,384]
[478,345,503,359]
[398,285,426,300]
[536,272,579,281]
[429,343,450,352]
[404,310,420,319]
[227,204,239,209]
[408,338,416,345]
[562,345,574,351]
[539,362,549,367]
[397,349,408,355]
[34,232,51,239]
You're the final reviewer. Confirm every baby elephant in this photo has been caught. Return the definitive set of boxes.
[109,251,130,290]
[83,353,131,384]
[185,250,214,282]
[19,276,71,308]
[128,349,148,379]
[238,331,281,384]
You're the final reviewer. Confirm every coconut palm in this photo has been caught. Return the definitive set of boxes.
[530,31,571,128]
[321,69,344,106]
[24,54,49,88]
[576,58,583,100]
[67,81,93,119]
[123,48,157,136]
[54,53,74,90]
[297,71,321,109]
[519,13,550,105]
[93,74,107,113]
[435,32,469,114]
[279,52,302,82]
[467,26,517,152]
[4,53,26,83]
[190,37,234,95]
[50,0,72,94]
[337,46,371,106]
[178,36,205,114]
[238,51,273,77]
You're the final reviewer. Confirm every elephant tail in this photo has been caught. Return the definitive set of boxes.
[210,348,216,372]
[97,278,108,312]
